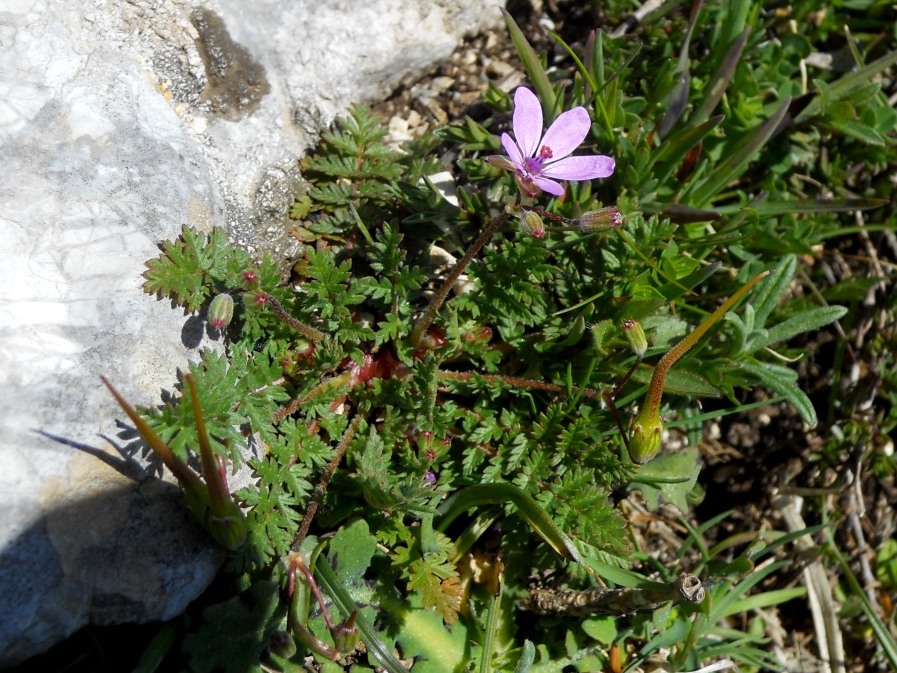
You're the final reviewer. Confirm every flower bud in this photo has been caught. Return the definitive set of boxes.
[332,612,361,653]
[243,291,270,309]
[518,210,545,239]
[242,269,259,288]
[485,155,516,172]
[621,318,647,359]
[578,206,623,232]
[268,630,297,659]
[207,293,235,330]
[590,319,615,356]
[628,406,663,464]
[463,325,492,344]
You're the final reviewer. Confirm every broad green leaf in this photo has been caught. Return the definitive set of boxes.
[328,519,377,583]
[514,640,537,673]
[394,607,468,673]
[631,447,701,511]
[184,581,280,673]
[581,617,619,646]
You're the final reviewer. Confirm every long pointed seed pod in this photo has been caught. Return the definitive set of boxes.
[628,270,770,463]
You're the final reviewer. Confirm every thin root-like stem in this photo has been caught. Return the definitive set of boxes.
[410,210,511,347]
[601,356,643,455]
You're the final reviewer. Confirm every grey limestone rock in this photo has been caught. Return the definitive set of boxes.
[0,0,501,664]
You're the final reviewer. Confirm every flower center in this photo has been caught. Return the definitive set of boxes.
[521,145,554,177]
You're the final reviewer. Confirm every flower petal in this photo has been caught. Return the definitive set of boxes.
[500,132,525,167]
[532,176,565,196]
[512,88,543,159]
[541,154,616,181]
[538,107,591,160]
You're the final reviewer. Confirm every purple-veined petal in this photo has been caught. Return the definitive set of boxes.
[538,107,591,160]
[500,132,526,168]
[532,175,566,196]
[541,154,616,181]
[512,88,543,159]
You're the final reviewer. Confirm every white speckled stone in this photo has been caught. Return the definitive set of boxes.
[0,0,501,664]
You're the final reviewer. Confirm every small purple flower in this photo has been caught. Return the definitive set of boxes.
[487,87,615,198]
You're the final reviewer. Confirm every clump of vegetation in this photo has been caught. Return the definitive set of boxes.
[86,2,897,672]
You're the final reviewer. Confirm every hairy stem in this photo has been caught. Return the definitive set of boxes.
[291,414,361,552]
[438,370,600,399]
[409,210,511,347]
[262,293,326,343]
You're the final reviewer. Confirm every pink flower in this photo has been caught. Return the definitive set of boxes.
[487,87,615,198]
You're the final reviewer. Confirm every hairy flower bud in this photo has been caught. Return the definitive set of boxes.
[242,269,259,288]
[578,206,623,232]
[208,293,235,330]
[518,210,545,239]
[590,319,615,356]
[621,318,647,359]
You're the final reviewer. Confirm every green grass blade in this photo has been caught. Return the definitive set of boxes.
[686,97,791,207]
[716,197,888,216]
[829,542,897,668]
[315,558,410,673]
[436,482,586,566]
[650,114,724,171]
[501,8,558,118]
[796,50,897,124]
[692,27,750,124]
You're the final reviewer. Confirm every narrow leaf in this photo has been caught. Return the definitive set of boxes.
[753,305,847,350]
[717,197,888,216]
[751,256,796,328]
[501,8,558,119]
[830,119,888,146]
[437,483,588,567]
[657,0,703,138]
[657,260,722,300]
[796,49,897,124]
[692,27,750,123]
[687,97,791,207]
[738,360,817,426]
[315,558,410,673]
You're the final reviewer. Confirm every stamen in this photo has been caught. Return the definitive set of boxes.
[539,145,554,159]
